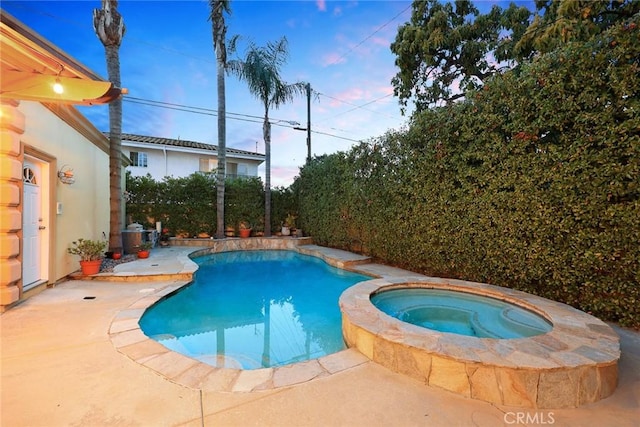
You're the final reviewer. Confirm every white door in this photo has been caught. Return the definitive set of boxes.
[22,162,43,288]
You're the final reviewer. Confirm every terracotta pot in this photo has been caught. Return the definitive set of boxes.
[138,250,150,259]
[239,228,251,238]
[79,259,102,275]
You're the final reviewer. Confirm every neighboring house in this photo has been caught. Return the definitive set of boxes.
[121,133,265,180]
[0,11,122,311]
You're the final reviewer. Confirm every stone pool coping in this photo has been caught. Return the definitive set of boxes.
[340,277,620,409]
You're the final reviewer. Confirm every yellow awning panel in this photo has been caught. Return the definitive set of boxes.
[1,70,118,105]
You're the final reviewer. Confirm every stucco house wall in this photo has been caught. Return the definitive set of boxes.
[19,101,110,279]
[121,134,263,181]
[124,147,260,179]
[0,10,122,311]
[0,99,111,310]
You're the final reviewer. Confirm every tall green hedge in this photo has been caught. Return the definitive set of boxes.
[126,173,299,237]
[126,172,217,236]
[295,18,639,327]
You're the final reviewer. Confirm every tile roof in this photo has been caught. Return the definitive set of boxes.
[114,133,264,158]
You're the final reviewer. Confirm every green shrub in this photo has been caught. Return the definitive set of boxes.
[126,173,267,238]
[67,238,107,261]
[225,177,264,230]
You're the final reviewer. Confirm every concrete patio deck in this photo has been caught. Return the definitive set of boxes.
[1,244,639,426]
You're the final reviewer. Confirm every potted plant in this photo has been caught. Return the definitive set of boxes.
[67,238,107,275]
[282,213,296,236]
[238,220,252,238]
[137,241,153,259]
[159,228,171,247]
[104,250,122,259]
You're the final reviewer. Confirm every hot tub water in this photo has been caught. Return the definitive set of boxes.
[371,288,552,339]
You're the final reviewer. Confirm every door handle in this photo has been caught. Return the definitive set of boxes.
[39,226,46,230]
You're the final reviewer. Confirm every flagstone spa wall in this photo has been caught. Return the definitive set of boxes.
[340,278,620,409]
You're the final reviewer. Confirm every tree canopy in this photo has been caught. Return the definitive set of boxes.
[391,0,640,112]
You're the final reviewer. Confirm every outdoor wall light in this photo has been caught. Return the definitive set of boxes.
[53,77,64,94]
[57,165,75,185]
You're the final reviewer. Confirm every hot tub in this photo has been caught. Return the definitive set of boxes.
[339,278,620,409]
[371,288,552,339]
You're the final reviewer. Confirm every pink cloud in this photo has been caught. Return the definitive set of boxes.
[270,165,303,188]
[321,52,347,67]
[316,0,326,12]
[324,87,372,107]
[370,35,390,48]
[370,84,395,97]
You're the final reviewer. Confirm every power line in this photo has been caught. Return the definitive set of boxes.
[317,92,398,122]
[125,96,263,124]
[123,96,364,142]
[315,2,411,124]
[325,2,412,67]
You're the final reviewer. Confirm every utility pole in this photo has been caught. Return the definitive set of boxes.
[306,82,311,163]
[294,83,312,163]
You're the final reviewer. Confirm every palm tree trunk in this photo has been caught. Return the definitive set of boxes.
[211,0,228,239]
[94,0,125,253]
[106,44,123,252]
[263,113,271,237]
[215,52,226,239]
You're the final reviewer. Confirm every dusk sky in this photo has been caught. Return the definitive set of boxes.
[3,0,530,187]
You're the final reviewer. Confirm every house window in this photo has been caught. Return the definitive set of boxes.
[23,166,37,184]
[130,152,148,167]
[227,162,238,177]
[199,158,217,173]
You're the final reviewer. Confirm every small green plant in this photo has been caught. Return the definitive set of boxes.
[139,241,153,251]
[284,213,296,228]
[67,239,107,261]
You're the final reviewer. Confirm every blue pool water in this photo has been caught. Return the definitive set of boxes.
[139,250,370,369]
[371,288,552,339]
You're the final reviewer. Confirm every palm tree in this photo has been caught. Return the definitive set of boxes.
[209,0,231,239]
[227,37,307,236]
[93,0,125,253]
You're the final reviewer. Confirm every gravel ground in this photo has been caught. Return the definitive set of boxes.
[100,254,137,273]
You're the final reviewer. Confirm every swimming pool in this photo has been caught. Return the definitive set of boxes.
[139,250,370,369]
[107,239,619,403]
